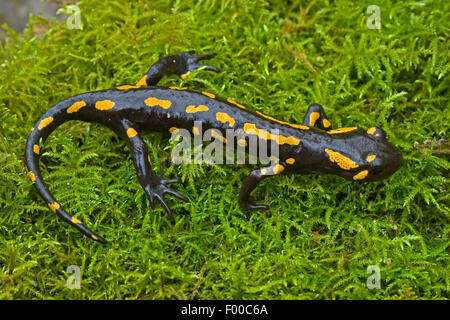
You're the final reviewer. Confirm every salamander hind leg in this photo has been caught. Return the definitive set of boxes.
[121,120,189,221]
[302,104,332,131]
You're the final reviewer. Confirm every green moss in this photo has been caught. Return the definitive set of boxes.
[0,0,448,299]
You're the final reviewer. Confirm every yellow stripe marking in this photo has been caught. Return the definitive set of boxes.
[322,118,331,128]
[186,105,209,113]
[71,217,82,224]
[367,155,376,162]
[255,111,309,130]
[67,101,87,113]
[367,127,376,135]
[227,98,246,109]
[243,123,300,146]
[202,91,215,99]
[169,127,178,134]
[169,86,187,90]
[216,112,236,127]
[353,170,369,180]
[309,112,320,126]
[33,144,40,155]
[91,235,98,240]
[38,117,54,130]
[325,148,359,170]
[145,97,172,109]
[327,127,357,134]
[127,128,138,138]
[95,100,115,110]
[117,85,140,90]
[48,202,60,213]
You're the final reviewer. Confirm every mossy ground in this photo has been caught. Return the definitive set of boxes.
[0,0,448,299]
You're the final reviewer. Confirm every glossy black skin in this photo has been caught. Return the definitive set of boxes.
[25,52,402,244]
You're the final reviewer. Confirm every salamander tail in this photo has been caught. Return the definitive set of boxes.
[25,100,108,244]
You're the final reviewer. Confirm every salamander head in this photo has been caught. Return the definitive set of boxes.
[321,127,402,182]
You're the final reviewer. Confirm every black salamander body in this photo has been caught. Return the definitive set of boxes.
[25,52,402,243]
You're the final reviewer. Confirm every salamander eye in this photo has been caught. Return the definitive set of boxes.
[366,127,386,140]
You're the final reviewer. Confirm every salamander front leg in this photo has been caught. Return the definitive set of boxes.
[238,163,286,219]
[302,104,332,131]
[121,120,189,221]
[142,51,220,86]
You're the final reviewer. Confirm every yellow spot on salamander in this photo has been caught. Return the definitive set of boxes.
[127,128,138,138]
[30,127,34,132]
[216,112,236,127]
[136,75,148,87]
[38,117,53,130]
[237,139,247,147]
[202,91,216,99]
[211,129,226,143]
[95,100,115,110]
[169,86,187,90]
[367,155,376,162]
[309,112,320,126]
[273,164,285,174]
[28,171,36,182]
[243,123,257,134]
[91,235,98,240]
[353,170,368,180]
[48,202,60,213]
[286,158,295,165]
[325,148,359,170]
[367,127,376,135]
[181,71,191,79]
[67,101,87,113]
[71,216,82,224]
[270,156,279,163]
[323,118,331,128]
[327,127,357,134]
[243,123,300,146]
[261,168,268,175]
[145,97,172,109]
[255,111,309,130]
[227,98,246,109]
[192,127,200,135]
[33,144,40,155]
[169,127,178,134]
[285,136,300,145]
[186,105,209,113]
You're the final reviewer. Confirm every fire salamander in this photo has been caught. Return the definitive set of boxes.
[25,51,402,243]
